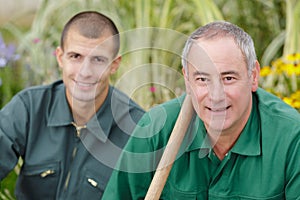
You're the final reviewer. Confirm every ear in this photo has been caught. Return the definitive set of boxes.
[251,60,260,92]
[110,55,121,74]
[182,67,191,94]
[56,46,64,69]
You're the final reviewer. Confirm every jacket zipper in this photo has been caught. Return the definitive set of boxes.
[63,122,86,192]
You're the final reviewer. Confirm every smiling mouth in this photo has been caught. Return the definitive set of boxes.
[75,80,97,87]
[207,106,231,112]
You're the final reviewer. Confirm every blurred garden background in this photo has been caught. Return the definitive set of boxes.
[0,0,299,199]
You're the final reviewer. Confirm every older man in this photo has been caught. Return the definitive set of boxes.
[102,21,300,199]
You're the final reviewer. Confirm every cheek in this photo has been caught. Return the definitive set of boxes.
[224,85,251,104]
[96,68,111,81]
[189,82,207,97]
[61,62,78,73]
[101,67,109,75]
[190,86,207,106]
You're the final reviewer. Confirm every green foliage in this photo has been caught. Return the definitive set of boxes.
[0,159,21,200]
[284,0,300,55]
[0,171,18,200]
[0,64,24,108]
[217,0,286,64]
[0,33,23,108]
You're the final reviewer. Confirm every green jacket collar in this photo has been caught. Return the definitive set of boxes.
[47,82,73,127]
[185,93,261,157]
[47,81,113,143]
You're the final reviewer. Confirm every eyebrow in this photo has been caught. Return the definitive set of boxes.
[192,70,240,77]
[91,55,109,61]
[192,71,210,76]
[66,51,80,56]
[66,51,109,59]
[220,70,240,76]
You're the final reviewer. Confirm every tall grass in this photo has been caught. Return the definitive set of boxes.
[284,0,300,55]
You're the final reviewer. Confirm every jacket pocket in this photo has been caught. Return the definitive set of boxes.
[16,161,60,200]
[80,169,108,199]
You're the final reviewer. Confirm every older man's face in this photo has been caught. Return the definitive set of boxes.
[183,37,259,135]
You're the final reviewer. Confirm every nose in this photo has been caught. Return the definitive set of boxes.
[78,58,93,77]
[208,81,225,103]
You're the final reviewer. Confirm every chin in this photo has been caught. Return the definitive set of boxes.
[203,116,228,131]
[72,93,96,102]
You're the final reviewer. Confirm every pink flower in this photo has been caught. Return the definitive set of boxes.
[33,38,41,44]
[150,86,156,93]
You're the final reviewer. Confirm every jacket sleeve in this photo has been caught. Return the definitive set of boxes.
[285,125,300,199]
[102,98,182,200]
[102,112,156,199]
[0,94,28,180]
[102,103,174,199]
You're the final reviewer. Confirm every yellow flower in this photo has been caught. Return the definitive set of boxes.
[260,66,272,77]
[283,97,293,106]
[285,63,297,76]
[293,63,300,75]
[293,101,300,109]
[260,53,300,112]
[283,91,300,110]
[286,53,300,61]
[291,91,300,99]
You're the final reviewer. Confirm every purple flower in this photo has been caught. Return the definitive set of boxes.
[0,34,20,67]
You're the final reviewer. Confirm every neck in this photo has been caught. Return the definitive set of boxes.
[71,102,96,126]
[209,133,239,160]
[68,88,109,126]
[208,97,253,160]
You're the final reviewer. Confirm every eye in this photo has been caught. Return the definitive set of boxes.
[223,76,236,84]
[92,56,108,64]
[196,77,209,82]
[225,77,233,81]
[194,76,210,86]
[69,53,81,60]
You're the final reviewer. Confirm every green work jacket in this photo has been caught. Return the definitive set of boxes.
[102,88,300,200]
[0,80,144,199]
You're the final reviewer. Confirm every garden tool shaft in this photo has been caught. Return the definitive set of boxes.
[145,95,194,200]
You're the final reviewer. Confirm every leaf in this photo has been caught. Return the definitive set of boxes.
[261,31,285,66]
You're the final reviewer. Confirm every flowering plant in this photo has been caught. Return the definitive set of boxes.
[0,34,20,86]
[260,53,300,111]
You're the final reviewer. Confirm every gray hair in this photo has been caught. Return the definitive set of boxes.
[181,21,257,76]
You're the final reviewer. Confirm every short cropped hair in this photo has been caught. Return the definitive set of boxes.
[182,21,257,76]
[60,11,120,57]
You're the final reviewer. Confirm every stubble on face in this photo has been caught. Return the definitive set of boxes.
[185,38,255,137]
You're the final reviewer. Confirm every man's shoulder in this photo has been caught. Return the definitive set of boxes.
[109,86,145,117]
[256,88,300,142]
[1,80,66,117]
[256,88,300,123]
[18,80,64,98]
[139,94,185,128]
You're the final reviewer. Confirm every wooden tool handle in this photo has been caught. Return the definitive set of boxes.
[145,95,193,200]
